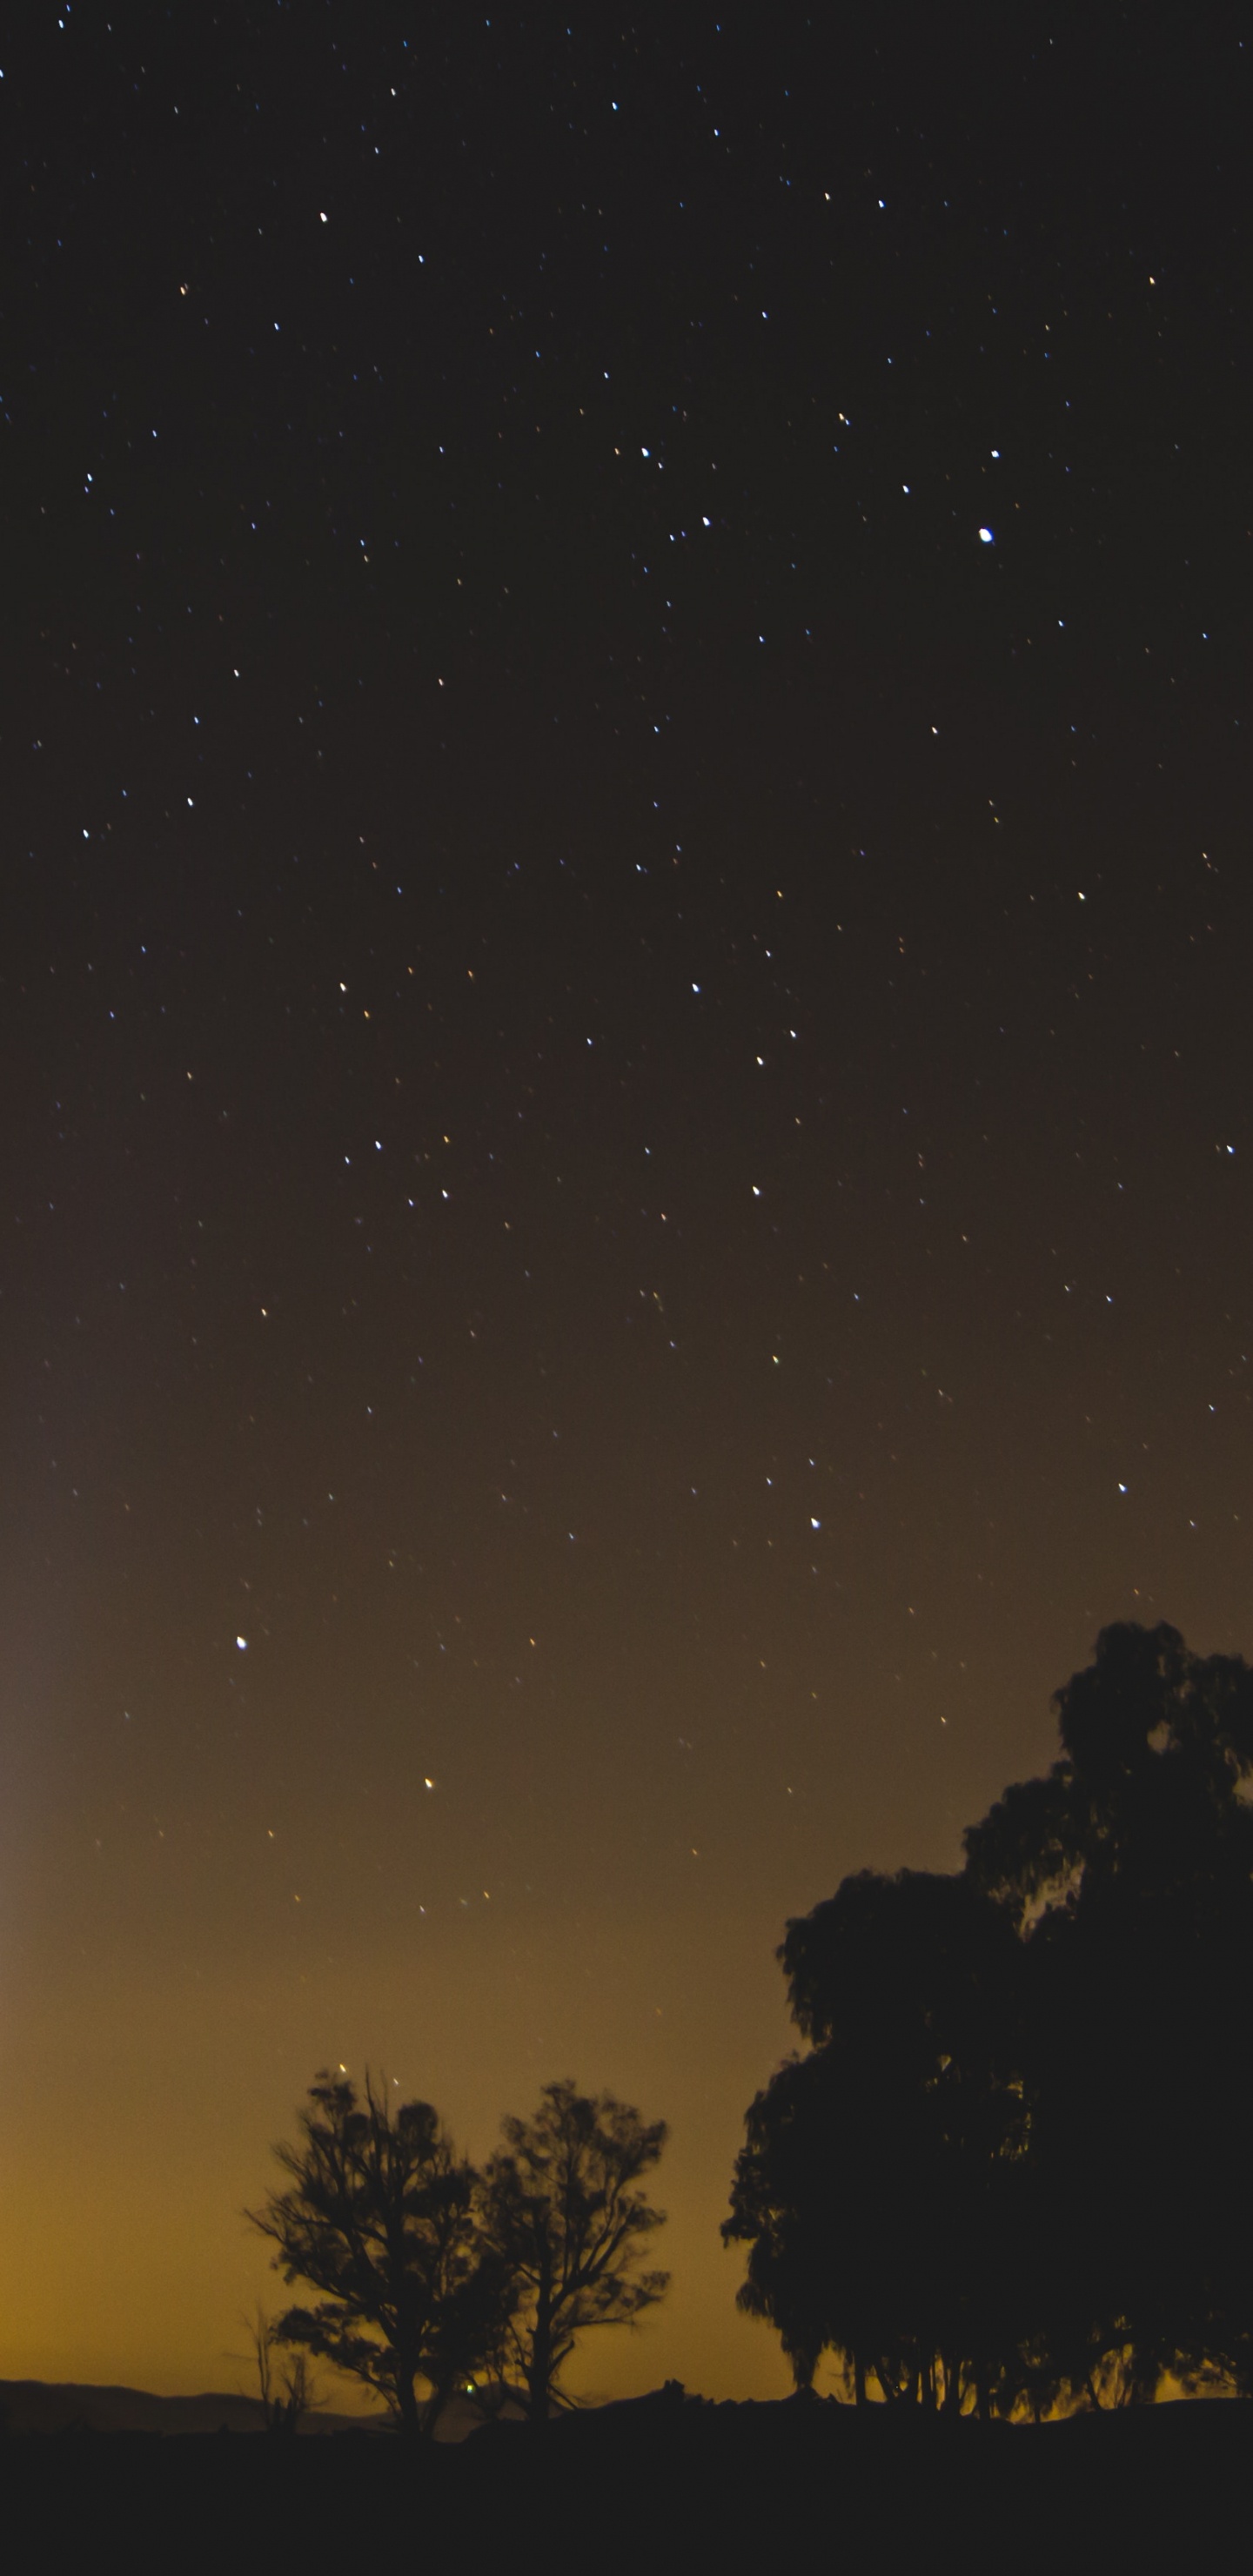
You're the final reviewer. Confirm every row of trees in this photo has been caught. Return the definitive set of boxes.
[725,1622,1253,2413]
[248,2076,668,2437]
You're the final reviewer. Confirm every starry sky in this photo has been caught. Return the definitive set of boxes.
[2,5,1251,2405]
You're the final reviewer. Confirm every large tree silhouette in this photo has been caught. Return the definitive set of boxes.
[728,1624,1253,2411]
[725,1868,1028,2411]
[248,2071,512,2438]
[966,1621,1253,2403]
[479,2081,670,2420]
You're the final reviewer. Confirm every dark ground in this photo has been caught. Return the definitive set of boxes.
[3,2392,1247,2573]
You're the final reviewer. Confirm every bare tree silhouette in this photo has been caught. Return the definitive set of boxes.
[479,2081,669,2421]
[242,2306,320,2435]
[248,2070,513,2438]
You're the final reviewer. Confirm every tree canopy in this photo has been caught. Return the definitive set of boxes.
[247,2071,512,2437]
[479,2081,670,2420]
[967,1622,1253,2403]
[727,1623,1253,2412]
[727,1868,1027,2412]
[248,2070,670,2434]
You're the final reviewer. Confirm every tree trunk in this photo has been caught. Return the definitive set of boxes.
[527,2303,553,2425]
[525,2246,557,2426]
[396,2374,422,2441]
[853,2354,866,2408]
[420,2378,453,2441]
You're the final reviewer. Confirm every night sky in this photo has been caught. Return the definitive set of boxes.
[3,6,1252,2405]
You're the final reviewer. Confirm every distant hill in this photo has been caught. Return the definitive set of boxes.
[0,2378,386,2437]
[0,2378,464,2438]
[0,2377,533,2440]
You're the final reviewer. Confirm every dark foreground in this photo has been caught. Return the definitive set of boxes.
[4,2391,1248,2573]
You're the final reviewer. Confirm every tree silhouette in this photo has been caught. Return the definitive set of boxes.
[243,2305,318,2436]
[247,2070,512,2438]
[965,1621,1253,2404]
[729,1625,1253,2410]
[963,1621,1253,1929]
[725,1869,1028,2412]
[478,2080,670,2421]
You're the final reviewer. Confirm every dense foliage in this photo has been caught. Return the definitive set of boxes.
[725,1623,1253,2412]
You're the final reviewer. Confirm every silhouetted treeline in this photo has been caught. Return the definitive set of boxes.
[726,1623,1253,2412]
[249,2076,668,2436]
